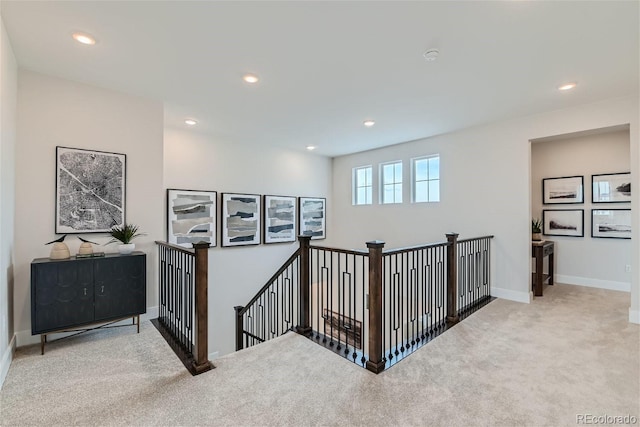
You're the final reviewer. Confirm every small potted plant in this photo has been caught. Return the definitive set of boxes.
[532,218,543,241]
[108,222,145,254]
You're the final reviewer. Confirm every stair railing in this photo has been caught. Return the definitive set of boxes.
[235,233,493,374]
[153,241,213,375]
[234,248,302,350]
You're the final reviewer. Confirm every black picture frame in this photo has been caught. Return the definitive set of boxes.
[542,209,584,237]
[542,175,584,205]
[592,172,631,203]
[263,195,297,244]
[299,197,326,240]
[591,209,631,239]
[166,189,217,248]
[55,146,126,234]
[221,193,261,247]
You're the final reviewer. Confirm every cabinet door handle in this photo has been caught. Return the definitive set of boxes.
[101,285,104,293]
[84,288,87,296]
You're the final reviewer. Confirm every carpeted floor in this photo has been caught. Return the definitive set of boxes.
[1,283,638,426]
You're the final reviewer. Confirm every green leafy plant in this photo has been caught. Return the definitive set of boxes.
[108,223,145,244]
[532,218,542,234]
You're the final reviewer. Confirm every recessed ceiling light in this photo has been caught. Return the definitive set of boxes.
[184,119,198,126]
[243,74,259,84]
[363,120,375,127]
[72,32,96,45]
[306,145,316,151]
[423,49,440,61]
[558,82,577,91]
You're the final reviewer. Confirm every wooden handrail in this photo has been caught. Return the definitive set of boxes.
[383,241,450,255]
[154,240,195,255]
[457,235,494,244]
[307,244,369,255]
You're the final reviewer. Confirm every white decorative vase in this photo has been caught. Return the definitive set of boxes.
[78,242,94,255]
[50,242,71,260]
[118,243,135,255]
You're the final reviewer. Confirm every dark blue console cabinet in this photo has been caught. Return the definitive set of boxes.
[31,252,146,353]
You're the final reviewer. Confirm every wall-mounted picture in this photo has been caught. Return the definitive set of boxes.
[221,193,261,247]
[323,309,362,349]
[56,146,126,233]
[167,189,217,248]
[299,197,326,240]
[591,209,631,239]
[263,195,297,244]
[592,172,631,203]
[542,209,584,237]
[542,176,584,204]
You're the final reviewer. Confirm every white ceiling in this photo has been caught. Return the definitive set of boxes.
[2,1,638,157]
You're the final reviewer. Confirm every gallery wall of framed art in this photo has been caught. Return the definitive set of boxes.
[538,171,631,240]
[165,190,327,248]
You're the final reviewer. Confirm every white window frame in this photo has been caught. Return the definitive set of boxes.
[352,165,373,205]
[380,160,403,204]
[411,154,440,203]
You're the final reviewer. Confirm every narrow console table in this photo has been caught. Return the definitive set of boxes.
[31,252,146,354]
[532,241,554,297]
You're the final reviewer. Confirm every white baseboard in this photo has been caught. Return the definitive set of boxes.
[209,351,219,361]
[490,286,531,304]
[16,306,159,348]
[630,309,640,324]
[555,275,630,292]
[0,334,16,390]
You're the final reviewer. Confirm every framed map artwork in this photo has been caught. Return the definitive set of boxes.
[55,146,126,233]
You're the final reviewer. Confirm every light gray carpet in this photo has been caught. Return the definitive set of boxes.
[1,284,638,426]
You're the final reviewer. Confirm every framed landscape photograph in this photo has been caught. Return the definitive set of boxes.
[299,197,326,240]
[542,176,584,204]
[167,189,217,248]
[542,209,584,237]
[592,172,631,203]
[221,193,261,247]
[56,146,126,233]
[591,209,631,239]
[263,195,297,244]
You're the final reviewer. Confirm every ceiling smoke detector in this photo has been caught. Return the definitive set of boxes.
[423,49,440,61]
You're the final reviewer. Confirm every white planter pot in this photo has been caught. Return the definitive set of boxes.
[118,243,135,255]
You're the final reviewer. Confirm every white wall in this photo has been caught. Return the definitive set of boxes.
[531,129,631,290]
[332,96,639,317]
[14,71,164,345]
[0,15,17,388]
[164,128,332,357]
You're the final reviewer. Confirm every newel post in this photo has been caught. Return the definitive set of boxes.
[234,305,244,351]
[446,233,460,325]
[296,235,312,335]
[366,240,385,374]
[192,242,213,373]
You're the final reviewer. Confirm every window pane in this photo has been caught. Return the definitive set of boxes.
[383,164,393,184]
[357,168,366,185]
[415,181,428,202]
[429,180,440,202]
[365,187,372,204]
[394,163,402,183]
[357,188,366,205]
[365,167,372,185]
[428,157,440,180]
[415,159,428,181]
[394,183,402,203]
[383,185,394,204]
